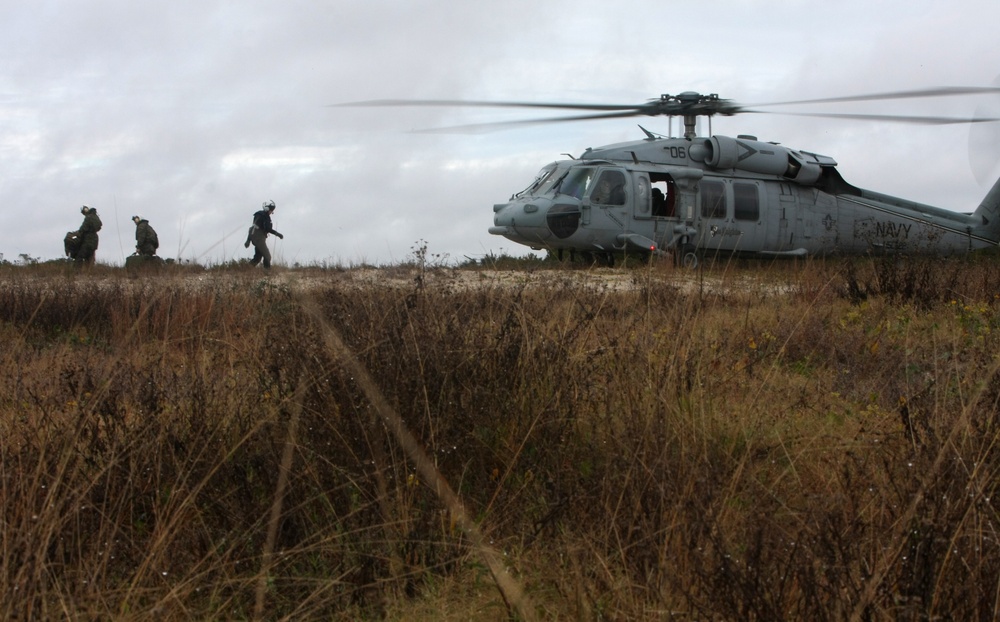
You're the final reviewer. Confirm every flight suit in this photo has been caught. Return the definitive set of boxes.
[134,219,159,256]
[249,209,282,268]
[76,210,102,264]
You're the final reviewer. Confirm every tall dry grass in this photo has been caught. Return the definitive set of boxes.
[1,256,1000,619]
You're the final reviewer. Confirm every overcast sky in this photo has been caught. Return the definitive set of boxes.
[2,0,1000,266]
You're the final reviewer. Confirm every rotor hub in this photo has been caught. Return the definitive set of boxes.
[652,92,739,118]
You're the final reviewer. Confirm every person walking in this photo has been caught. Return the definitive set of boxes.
[74,205,102,266]
[132,215,159,256]
[246,200,283,269]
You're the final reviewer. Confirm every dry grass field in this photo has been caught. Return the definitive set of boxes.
[2,254,1000,620]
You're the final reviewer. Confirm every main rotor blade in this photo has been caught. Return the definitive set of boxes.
[333,88,1000,132]
[331,98,646,112]
[415,110,651,134]
[748,86,1000,108]
[745,110,1000,124]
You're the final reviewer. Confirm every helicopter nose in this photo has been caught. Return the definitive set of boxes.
[489,203,516,236]
[490,200,552,243]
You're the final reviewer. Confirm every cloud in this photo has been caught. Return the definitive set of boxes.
[1,0,999,264]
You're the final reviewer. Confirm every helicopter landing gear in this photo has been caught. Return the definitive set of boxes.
[676,244,699,269]
[552,248,615,266]
[575,251,615,267]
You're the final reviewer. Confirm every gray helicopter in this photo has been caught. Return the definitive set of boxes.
[341,88,1000,266]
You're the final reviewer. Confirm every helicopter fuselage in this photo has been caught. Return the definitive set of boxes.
[490,133,1000,263]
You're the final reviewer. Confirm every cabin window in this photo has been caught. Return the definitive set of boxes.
[733,182,759,221]
[700,181,726,219]
[636,176,650,215]
[591,170,627,206]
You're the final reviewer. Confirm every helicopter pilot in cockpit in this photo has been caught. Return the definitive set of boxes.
[592,174,626,205]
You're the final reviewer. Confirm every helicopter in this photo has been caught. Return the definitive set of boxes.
[339,88,1000,267]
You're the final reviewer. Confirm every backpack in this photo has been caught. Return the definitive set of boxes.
[64,230,81,258]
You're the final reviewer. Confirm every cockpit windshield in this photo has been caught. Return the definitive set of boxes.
[517,163,560,197]
[556,166,597,200]
[516,162,598,200]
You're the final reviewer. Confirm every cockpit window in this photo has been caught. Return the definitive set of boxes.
[519,163,559,197]
[557,166,597,200]
[591,170,626,206]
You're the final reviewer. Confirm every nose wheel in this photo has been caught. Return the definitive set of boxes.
[675,244,699,269]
